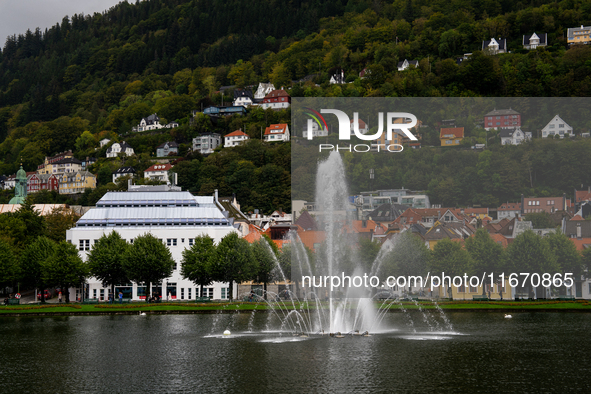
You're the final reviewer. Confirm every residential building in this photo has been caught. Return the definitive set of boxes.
[193,133,221,154]
[37,151,74,174]
[302,121,328,139]
[254,83,275,99]
[440,127,464,146]
[156,141,179,157]
[106,141,134,158]
[365,203,408,222]
[144,164,174,183]
[523,33,547,49]
[264,124,290,142]
[484,108,521,131]
[500,127,531,145]
[99,138,111,147]
[233,89,258,107]
[541,114,573,138]
[567,25,591,45]
[397,59,418,71]
[81,157,97,169]
[203,106,248,117]
[59,171,97,194]
[112,167,136,183]
[358,189,431,210]
[521,194,571,215]
[26,173,59,194]
[421,221,476,250]
[3,175,15,190]
[66,187,237,301]
[261,89,291,110]
[350,118,369,135]
[482,38,507,54]
[359,68,370,78]
[497,202,521,220]
[329,70,345,84]
[224,130,250,147]
[574,187,591,212]
[131,113,178,133]
[51,157,83,175]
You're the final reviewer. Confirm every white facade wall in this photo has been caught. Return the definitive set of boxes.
[67,226,238,301]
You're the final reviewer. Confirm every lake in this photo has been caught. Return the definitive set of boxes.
[1,311,590,393]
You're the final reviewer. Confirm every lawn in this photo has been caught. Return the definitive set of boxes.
[1,300,590,315]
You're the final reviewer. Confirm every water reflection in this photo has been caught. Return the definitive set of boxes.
[1,312,591,392]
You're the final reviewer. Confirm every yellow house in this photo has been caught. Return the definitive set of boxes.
[431,280,512,300]
[373,117,421,151]
[440,127,464,146]
[567,25,591,45]
[59,171,96,194]
[37,151,74,175]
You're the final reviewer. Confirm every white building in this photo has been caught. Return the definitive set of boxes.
[224,130,250,147]
[397,59,418,71]
[144,163,173,182]
[99,138,111,147]
[112,167,136,183]
[254,83,275,99]
[350,118,369,135]
[264,124,290,142]
[541,115,573,138]
[523,32,547,49]
[132,113,179,133]
[106,141,135,158]
[66,187,238,301]
[302,121,328,139]
[261,89,291,110]
[500,127,532,145]
[482,38,507,54]
[193,133,221,155]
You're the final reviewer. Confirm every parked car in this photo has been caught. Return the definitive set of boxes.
[37,290,51,300]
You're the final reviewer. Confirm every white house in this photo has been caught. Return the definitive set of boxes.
[106,142,135,158]
[233,89,256,107]
[350,118,369,135]
[254,83,275,99]
[482,38,507,54]
[523,33,547,49]
[541,115,573,138]
[112,167,136,183]
[156,141,179,157]
[193,133,221,154]
[329,70,345,84]
[397,59,418,71]
[302,122,328,139]
[144,163,173,182]
[224,130,250,147]
[66,187,238,301]
[132,113,179,132]
[99,138,111,147]
[264,124,290,142]
[500,127,532,145]
[3,175,15,190]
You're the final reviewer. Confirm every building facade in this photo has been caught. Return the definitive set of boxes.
[261,90,291,110]
[541,115,573,138]
[484,108,521,131]
[193,133,221,154]
[66,188,238,301]
[106,142,135,158]
[224,130,250,147]
[59,171,97,194]
[144,164,173,182]
[264,124,290,142]
[567,25,591,45]
[156,141,179,157]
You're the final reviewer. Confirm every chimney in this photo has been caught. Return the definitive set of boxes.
[362,220,367,228]
[214,189,218,203]
[577,223,582,238]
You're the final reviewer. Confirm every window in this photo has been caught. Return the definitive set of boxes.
[188,288,192,300]
[470,286,477,293]
[79,239,90,251]
[180,288,184,300]
[559,124,564,128]
[221,288,228,299]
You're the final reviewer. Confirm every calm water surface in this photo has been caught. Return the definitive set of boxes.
[1,311,590,393]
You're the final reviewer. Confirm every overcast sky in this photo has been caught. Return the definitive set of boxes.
[0,0,126,46]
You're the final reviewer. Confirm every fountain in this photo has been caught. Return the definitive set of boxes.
[219,150,455,338]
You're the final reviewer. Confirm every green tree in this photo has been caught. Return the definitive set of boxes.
[43,241,88,303]
[20,237,56,304]
[0,239,19,292]
[123,233,175,302]
[181,235,216,298]
[505,230,559,297]
[87,231,130,300]
[546,231,583,280]
[380,232,429,292]
[211,232,256,300]
[429,239,473,298]
[45,206,80,242]
[465,229,505,295]
[524,212,556,229]
[251,234,279,300]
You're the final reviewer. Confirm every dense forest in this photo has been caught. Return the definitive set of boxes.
[1,0,591,210]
